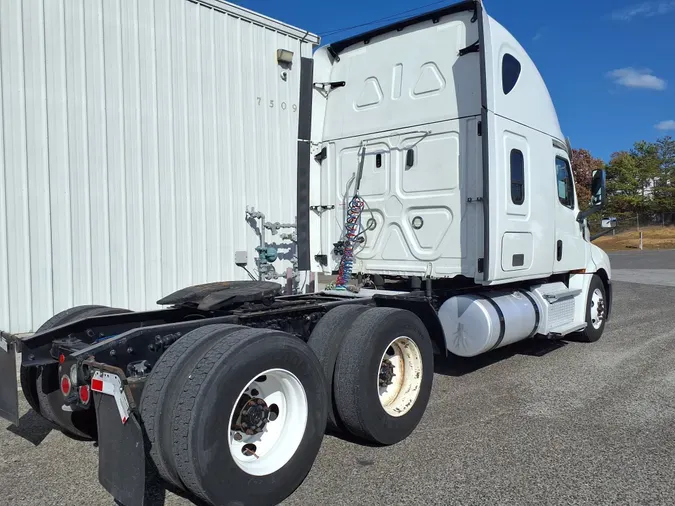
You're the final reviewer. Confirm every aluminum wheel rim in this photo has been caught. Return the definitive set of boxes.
[590,288,604,329]
[377,336,423,417]
[228,368,308,476]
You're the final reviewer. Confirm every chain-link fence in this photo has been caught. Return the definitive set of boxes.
[589,212,675,250]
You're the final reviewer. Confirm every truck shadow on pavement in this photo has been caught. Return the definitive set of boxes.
[5,411,211,506]
[328,338,568,449]
[433,338,568,377]
[6,409,54,446]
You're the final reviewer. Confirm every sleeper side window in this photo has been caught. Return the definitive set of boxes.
[510,149,525,205]
[502,54,521,95]
[556,157,575,209]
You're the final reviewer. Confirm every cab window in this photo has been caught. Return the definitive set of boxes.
[510,149,525,205]
[502,54,521,95]
[556,157,574,209]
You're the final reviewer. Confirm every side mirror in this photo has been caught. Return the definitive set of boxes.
[601,217,617,229]
[590,169,606,209]
[577,168,607,223]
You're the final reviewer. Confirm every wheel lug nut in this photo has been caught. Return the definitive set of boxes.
[233,432,242,441]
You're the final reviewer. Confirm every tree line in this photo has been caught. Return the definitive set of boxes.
[571,135,675,225]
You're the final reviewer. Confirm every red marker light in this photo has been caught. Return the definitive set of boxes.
[91,378,104,392]
[60,375,71,396]
[59,354,65,364]
[79,385,90,405]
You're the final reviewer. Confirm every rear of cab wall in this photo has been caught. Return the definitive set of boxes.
[306,1,578,286]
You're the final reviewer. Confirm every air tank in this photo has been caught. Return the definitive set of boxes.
[438,290,541,357]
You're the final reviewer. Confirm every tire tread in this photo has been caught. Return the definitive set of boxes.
[139,324,244,488]
[171,327,272,501]
[306,304,370,431]
[333,307,433,444]
[573,274,606,343]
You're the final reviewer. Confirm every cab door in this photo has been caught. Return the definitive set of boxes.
[552,150,588,273]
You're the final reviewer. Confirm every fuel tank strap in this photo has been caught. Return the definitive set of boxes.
[518,289,541,338]
[474,294,505,351]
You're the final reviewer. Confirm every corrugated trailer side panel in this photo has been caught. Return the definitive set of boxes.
[0,0,318,333]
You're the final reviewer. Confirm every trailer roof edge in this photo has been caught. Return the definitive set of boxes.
[196,0,321,44]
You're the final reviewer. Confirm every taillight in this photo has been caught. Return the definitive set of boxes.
[79,385,90,405]
[60,375,71,396]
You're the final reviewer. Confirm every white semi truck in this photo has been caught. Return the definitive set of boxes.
[0,1,614,505]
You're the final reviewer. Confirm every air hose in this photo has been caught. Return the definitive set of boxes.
[335,144,368,291]
[335,195,365,290]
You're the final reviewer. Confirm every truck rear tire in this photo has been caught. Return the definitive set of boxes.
[139,323,245,489]
[333,307,434,445]
[21,305,115,416]
[171,327,328,506]
[306,304,370,432]
[26,305,130,439]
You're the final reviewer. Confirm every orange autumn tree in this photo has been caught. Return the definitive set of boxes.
[571,148,605,210]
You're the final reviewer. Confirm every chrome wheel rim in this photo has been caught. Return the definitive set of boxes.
[228,368,308,476]
[590,288,605,330]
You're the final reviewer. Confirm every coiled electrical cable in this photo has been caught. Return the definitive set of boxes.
[335,195,365,289]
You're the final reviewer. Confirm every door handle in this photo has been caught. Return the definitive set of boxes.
[557,240,563,261]
[405,149,414,170]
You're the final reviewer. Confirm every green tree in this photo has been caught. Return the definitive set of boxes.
[605,151,644,219]
[653,136,675,223]
[574,137,675,225]
[631,140,661,204]
[656,136,675,173]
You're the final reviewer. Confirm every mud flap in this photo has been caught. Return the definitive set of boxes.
[95,392,146,506]
[0,333,19,425]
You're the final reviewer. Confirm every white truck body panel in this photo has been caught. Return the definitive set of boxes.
[311,8,482,279]
[310,1,591,285]
[0,0,318,333]
[483,15,589,283]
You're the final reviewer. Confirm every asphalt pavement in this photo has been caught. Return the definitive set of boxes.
[2,251,675,506]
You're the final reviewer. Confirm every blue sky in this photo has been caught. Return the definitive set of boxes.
[234,0,675,162]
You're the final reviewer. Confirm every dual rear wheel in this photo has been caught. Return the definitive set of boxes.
[308,305,435,445]
[139,324,328,506]
[139,307,433,505]
[21,305,131,440]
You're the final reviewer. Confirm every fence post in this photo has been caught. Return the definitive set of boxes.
[640,231,643,251]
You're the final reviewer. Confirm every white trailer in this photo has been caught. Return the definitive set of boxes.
[0,2,614,506]
[0,0,318,333]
